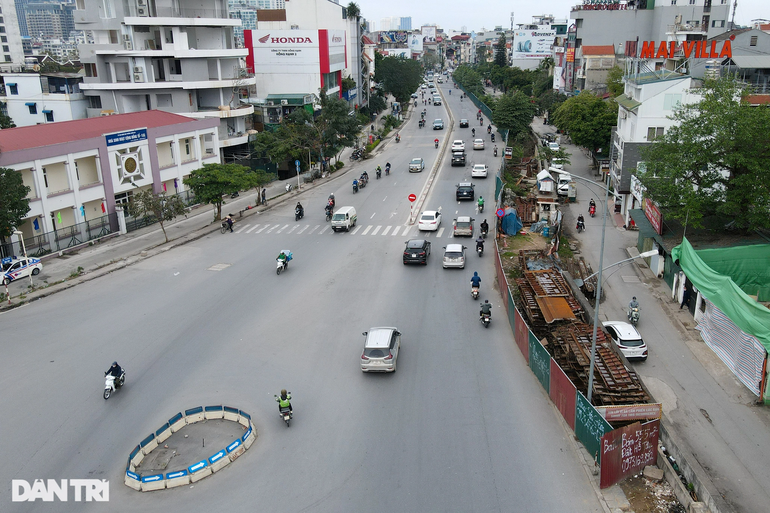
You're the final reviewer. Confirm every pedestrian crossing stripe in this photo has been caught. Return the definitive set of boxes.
[224,224,464,238]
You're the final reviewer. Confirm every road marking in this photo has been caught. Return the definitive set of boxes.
[437,228,445,237]
[351,225,362,234]
[392,226,402,236]
[362,225,373,235]
[256,225,269,234]
[276,224,289,233]
[297,225,309,234]
[371,225,381,235]
[319,226,329,235]
[287,225,298,234]
[370,213,376,219]
[382,226,392,235]
[246,224,260,233]
[266,224,279,233]
[382,196,387,201]
[235,224,249,233]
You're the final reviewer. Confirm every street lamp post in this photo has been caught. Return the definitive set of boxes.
[12,230,33,288]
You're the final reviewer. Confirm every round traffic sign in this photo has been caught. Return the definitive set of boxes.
[408,194,417,202]
[496,208,505,219]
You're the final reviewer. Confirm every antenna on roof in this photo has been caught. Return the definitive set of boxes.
[731,0,737,28]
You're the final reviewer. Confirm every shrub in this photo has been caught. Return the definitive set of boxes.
[335,161,344,170]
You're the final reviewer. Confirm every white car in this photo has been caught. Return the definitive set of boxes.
[471,164,488,178]
[418,210,442,231]
[442,244,467,269]
[548,141,560,152]
[473,138,485,150]
[421,84,427,90]
[602,321,648,361]
[2,256,42,285]
[451,140,465,152]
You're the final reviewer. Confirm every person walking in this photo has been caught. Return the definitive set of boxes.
[261,188,266,205]
[680,285,691,309]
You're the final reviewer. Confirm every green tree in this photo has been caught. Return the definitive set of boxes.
[341,76,356,93]
[0,168,31,238]
[345,1,360,18]
[375,54,424,104]
[0,113,15,129]
[607,66,624,97]
[552,92,617,152]
[536,90,568,117]
[127,189,187,243]
[493,91,536,141]
[184,163,261,220]
[639,79,770,231]
[422,52,439,71]
[494,33,507,67]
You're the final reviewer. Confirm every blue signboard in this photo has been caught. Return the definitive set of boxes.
[242,427,252,441]
[125,470,140,481]
[209,450,226,464]
[188,460,208,473]
[226,439,242,453]
[142,474,163,483]
[106,128,148,147]
[166,470,188,480]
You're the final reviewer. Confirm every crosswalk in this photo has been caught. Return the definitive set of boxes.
[230,222,456,238]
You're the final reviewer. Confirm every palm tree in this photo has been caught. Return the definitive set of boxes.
[346,2,360,18]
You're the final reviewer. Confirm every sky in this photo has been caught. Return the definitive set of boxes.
[355,0,767,33]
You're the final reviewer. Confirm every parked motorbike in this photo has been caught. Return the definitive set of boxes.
[480,312,491,328]
[628,307,640,326]
[295,207,304,222]
[274,395,293,427]
[285,183,293,193]
[230,191,239,198]
[104,370,126,400]
[471,286,480,300]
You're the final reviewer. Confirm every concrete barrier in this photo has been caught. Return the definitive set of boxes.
[165,470,190,488]
[141,474,165,491]
[204,405,224,420]
[209,449,230,473]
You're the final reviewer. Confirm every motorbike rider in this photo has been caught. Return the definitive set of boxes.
[385,162,391,175]
[328,193,335,209]
[477,196,485,211]
[324,203,333,217]
[275,389,292,413]
[470,271,481,289]
[494,145,498,156]
[589,198,596,212]
[577,214,585,231]
[295,202,304,218]
[105,361,124,386]
[434,138,439,148]
[352,178,359,190]
[480,299,492,319]
[480,219,489,236]
[629,296,639,310]
[472,128,476,137]
[491,133,495,142]
[475,236,484,253]
[361,170,369,183]
[487,124,492,134]
[376,165,382,177]
[395,133,400,143]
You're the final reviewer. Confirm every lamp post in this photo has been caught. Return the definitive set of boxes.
[12,230,33,288]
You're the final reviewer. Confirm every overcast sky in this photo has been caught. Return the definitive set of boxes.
[355,0,766,33]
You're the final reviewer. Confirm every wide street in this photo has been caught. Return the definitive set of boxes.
[0,80,605,512]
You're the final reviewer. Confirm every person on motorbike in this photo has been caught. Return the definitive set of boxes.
[275,389,292,413]
[577,214,585,231]
[589,198,596,211]
[449,89,451,95]
[376,165,382,176]
[475,237,484,253]
[480,299,492,319]
[629,296,639,310]
[471,128,476,137]
[325,203,333,217]
[395,133,400,143]
[385,162,391,175]
[491,133,495,142]
[223,214,234,233]
[277,251,289,263]
[361,171,368,182]
[434,138,439,148]
[477,196,484,211]
[352,178,359,190]
[487,124,492,134]
[470,271,481,289]
[480,219,489,236]
[105,362,124,387]
[493,145,498,156]
[296,202,304,216]
[328,193,335,208]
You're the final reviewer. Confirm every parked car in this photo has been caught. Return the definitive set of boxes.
[453,216,474,237]
[455,182,475,201]
[459,119,469,128]
[451,140,466,152]
[471,164,488,178]
[418,210,442,231]
[433,119,444,130]
[403,239,431,265]
[473,138,485,150]
[361,327,401,373]
[602,321,648,361]
[409,157,425,172]
[2,256,42,285]
[548,141,560,152]
[442,244,467,269]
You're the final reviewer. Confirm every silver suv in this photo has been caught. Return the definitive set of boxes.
[361,327,401,372]
[453,216,474,237]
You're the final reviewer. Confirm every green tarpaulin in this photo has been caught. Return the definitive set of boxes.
[671,237,770,353]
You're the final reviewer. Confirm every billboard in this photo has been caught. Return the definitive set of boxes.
[409,33,423,53]
[512,29,556,59]
[245,29,346,75]
[378,31,408,44]
[421,26,437,43]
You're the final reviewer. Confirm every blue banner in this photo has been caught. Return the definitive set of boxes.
[106,129,147,147]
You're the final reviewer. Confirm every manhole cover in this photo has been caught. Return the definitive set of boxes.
[207,263,232,271]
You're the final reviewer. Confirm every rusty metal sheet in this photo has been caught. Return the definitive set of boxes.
[536,296,576,324]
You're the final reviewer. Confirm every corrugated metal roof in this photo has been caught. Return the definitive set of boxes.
[0,110,201,153]
[615,94,641,111]
[728,55,770,69]
[537,296,577,324]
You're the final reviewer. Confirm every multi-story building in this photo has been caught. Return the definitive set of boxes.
[228,0,286,46]
[74,0,255,160]
[0,0,27,71]
[14,0,31,38]
[575,45,617,93]
[25,2,76,39]
[0,72,88,126]
[399,17,411,31]
[689,28,770,93]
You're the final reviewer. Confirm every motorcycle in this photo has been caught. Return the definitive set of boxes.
[589,205,596,217]
[478,203,484,213]
[285,183,293,193]
[385,164,391,176]
[628,307,640,326]
[480,118,484,126]
[471,286,480,300]
[477,245,483,257]
[395,135,401,143]
[295,207,304,222]
[494,147,498,157]
[480,312,491,328]
[481,227,488,239]
[325,208,333,222]
[376,168,381,179]
[487,126,492,134]
[491,133,495,142]
[359,176,367,188]
[104,370,126,400]
[435,140,439,149]
[576,220,585,233]
[274,395,293,427]
[276,258,288,275]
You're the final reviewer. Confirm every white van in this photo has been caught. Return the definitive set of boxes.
[556,173,572,196]
[331,206,357,232]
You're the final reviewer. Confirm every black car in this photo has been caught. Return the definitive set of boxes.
[459,119,469,128]
[451,151,466,167]
[456,182,475,201]
[403,239,431,265]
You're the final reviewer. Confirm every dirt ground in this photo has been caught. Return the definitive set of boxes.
[619,475,685,513]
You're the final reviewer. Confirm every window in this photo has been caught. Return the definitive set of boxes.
[44,110,54,122]
[689,0,695,4]
[750,36,758,46]
[8,83,17,95]
[647,127,664,141]
[712,20,725,28]
[671,0,676,4]
[1,36,6,42]
[3,46,8,53]
[663,93,682,110]
[4,56,9,63]
[87,96,102,109]
[27,103,37,114]
[42,168,48,187]
[85,63,97,77]
[170,59,182,75]
[576,19,583,28]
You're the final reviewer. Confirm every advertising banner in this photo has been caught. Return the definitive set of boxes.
[409,34,423,53]
[246,29,345,75]
[600,420,660,489]
[513,29,556,59]
[421,26,437,43]
[378,31,408,44]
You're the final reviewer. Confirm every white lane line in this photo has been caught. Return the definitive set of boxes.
[246,224,260,233]
[382,226,392,236]
[287,225,298,234]
[267,224,280,233]
[437,227,445,238]
[351,225,362,234]
[370,212,376,219]
[362,225,373,235]
[235,224,249,233]
[371,225,381,235]
[276,224,289,233]
[297,225,309,234]
[382,196,387,202]
[319,226,329,235]
[392,226,403,236]
[256,225,269,234]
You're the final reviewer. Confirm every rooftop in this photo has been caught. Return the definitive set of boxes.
[0,111,201,153]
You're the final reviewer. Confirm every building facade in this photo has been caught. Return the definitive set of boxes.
[74,0,255,159]
[0,72,88,126]
[25,2,76,40]
[0,0,27,71]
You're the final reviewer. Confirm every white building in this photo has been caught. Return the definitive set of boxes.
[0,0,27,71]
[0,72,88,126]
[74,0,255,160]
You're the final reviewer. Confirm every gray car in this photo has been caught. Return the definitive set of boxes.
[361,327,401,373]
[453,216,474,237]
[442,244,467,269]
[409,157,425,172]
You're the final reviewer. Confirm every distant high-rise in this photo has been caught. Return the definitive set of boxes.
[25,2,76,39]
[399,17,411,31]
[15,0,30,38]
[380,16,411,31]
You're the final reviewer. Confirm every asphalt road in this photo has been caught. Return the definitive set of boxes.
[1,82,603,512]
[533,118,770,513]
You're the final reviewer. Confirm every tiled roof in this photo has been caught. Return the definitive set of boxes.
[745,95,770,105]
[711,28,751,41]
[582,45,616,56]
[361,35,375,45]
[0,110,200,153]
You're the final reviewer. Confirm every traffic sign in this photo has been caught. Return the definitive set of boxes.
[504,147,513,159]
[295,159,301,171]
[496,208,505,219]
[408,194,417,202]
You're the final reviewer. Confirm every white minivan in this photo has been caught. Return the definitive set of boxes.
[361,327,401,372]
[331,206,357,232]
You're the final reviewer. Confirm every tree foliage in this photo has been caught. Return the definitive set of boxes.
[452,65,484,97]
[639,79,770,231]
[183,164,262,220]
[127,189,186,243]
[494,33,507,67]
[0,113,15,129]
[374,54,423,104]
[607,66,624,97]
[552,92,617,151]
[345,2,360,18]
[0,168,31,238]
[493,90,536,141]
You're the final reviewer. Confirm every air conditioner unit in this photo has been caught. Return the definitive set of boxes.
[267,101,275,106]
[123,34,131,42]
[133,66,143,73]
[280,99,288,105]
[137,6,148,16]
[133,72,144,82]
[137,0,147,5]
[124,41,133,50]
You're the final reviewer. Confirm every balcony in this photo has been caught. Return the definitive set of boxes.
[185,104,254,119]
[219,133,249,147]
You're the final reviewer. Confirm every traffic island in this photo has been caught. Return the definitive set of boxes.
[124,405,257,492]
